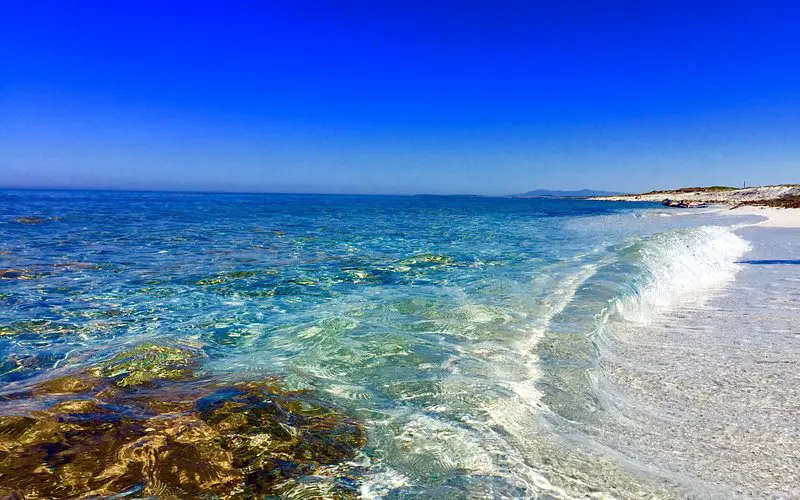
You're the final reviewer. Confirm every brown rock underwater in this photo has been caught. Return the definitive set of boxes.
[0,343,366,499]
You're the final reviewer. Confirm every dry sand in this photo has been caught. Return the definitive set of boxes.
[727,205,800,228]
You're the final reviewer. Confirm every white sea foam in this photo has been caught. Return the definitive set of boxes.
[611,225,751,324]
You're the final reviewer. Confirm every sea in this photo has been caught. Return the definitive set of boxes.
[0,189,789,498]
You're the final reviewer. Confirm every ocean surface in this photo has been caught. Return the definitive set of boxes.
[0,190,780,497]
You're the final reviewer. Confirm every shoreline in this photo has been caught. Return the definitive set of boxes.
[592,214,800,497]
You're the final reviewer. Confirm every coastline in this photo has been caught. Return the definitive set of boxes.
[589,184,800,204]
[588,184,800,228]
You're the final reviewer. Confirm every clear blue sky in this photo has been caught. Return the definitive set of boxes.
[1,1,799,195]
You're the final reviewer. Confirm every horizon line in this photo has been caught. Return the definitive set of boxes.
[0,185,512,197]
[1,185,632,198]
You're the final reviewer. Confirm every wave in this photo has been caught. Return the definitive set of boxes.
[607,225,751,325]
[538,224,752,424]
[544,225,752,349]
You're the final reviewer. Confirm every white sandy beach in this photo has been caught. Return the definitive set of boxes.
[727,205,800,228]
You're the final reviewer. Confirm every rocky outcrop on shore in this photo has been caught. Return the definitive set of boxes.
[590,185,800,204]
[736,194,800,208]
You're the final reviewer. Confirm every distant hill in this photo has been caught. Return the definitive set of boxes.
[516,189,624,198]
[413,194,486,198]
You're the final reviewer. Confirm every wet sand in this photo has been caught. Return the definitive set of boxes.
[595,225,800,497]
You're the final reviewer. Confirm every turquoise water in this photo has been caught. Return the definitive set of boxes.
[0,190,763,496]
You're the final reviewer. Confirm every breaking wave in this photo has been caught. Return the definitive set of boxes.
[538,223,753,430]
[608,225,751,325]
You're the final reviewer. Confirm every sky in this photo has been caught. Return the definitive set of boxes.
[1,1,799,195]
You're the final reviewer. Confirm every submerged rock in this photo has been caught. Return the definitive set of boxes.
[399,253,455,266]
[0,263,93,282]
[289,276,318,286]
[0,320,75,337]
[32,372,103,395]
[198,382,366,496]
[198,382,365,463]
[0,343,366,498]
[0,269,37,280]
[0,400,149,498]
[196,269,278,286]
[91,342,203,387]
[12,216,49,225]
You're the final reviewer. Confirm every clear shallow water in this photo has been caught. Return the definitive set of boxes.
[0,190,765,497]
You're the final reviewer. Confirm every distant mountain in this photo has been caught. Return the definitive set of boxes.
[413,194,486,198]
[516,189,624,198]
